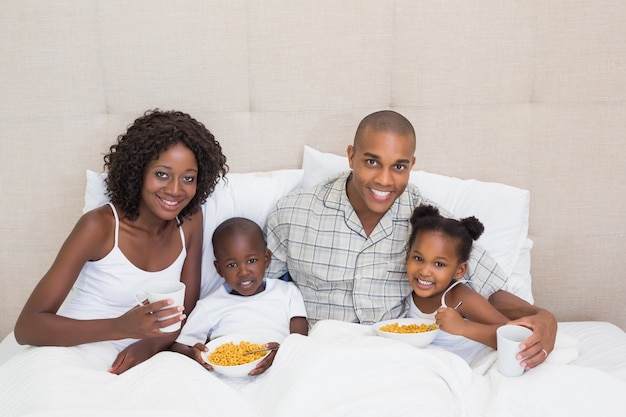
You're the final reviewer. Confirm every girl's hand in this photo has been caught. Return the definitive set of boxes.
[117,300,185,339]
[435,307,465,335]
[248,342,280,376]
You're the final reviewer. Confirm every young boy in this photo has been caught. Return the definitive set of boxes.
[172,217,308,376]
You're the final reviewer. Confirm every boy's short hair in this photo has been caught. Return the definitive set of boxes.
[212,217,267,259]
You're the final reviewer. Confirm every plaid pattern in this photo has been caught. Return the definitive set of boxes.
[265,171,508,325]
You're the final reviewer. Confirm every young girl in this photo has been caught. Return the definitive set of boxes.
[172,217,308,376]
[13,109,228,374]
[406,204,508,364]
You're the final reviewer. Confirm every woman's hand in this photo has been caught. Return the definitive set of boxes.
[109,336,173,374]
[107,301,186,374]
[117,299,185,339]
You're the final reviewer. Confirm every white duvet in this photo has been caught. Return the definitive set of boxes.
[1,320,624,417]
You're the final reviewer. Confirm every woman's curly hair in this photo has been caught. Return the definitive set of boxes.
[103,109,228,222]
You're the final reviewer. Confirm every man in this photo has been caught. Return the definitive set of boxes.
[265,110,556,369]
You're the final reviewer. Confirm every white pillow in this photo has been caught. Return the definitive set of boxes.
[301,146,533,302]
[505,238,534,304]
[83,169,304,298]
[83,170,109,213]
[301,145,349,189]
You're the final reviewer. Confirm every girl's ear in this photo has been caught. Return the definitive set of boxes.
[453,262,468,280]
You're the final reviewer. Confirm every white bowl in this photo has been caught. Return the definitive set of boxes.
[373,317,440,348]
[202,334,271,378]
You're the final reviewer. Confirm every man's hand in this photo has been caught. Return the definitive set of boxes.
[489,290,557,370]
[508,308,557,370]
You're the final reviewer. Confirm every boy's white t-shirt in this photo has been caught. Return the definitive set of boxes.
[176,278,307,346]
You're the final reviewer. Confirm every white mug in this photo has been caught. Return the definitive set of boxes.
[136,281,186,333]
[496,324,533,377]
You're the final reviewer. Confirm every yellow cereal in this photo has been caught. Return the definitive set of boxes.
[379,322,438,334]
[208,341,266,366]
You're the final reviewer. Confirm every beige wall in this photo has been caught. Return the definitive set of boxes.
[1,0,625,339]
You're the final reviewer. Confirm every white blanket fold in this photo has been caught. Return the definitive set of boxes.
[0,321,624,417]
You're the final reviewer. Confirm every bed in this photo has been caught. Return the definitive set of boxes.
[1,147,625,416]
[1,320,625,417]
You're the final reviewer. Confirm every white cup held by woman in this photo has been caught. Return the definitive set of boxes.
[136,281,186,332]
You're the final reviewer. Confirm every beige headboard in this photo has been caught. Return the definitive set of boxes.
[1,1,625,339]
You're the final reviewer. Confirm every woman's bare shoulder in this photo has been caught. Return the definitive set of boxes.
[181,209,203,235]
[77,204,115,230]
[68,205,116,257]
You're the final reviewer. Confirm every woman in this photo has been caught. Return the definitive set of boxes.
[13,109,228,374]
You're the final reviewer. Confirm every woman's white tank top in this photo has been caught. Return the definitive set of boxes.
[58,203,186,351]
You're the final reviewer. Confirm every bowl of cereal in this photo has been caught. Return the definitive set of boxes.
[202,334,272,377]
[373,318,440,348]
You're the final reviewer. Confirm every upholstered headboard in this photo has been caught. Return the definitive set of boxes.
[1,1,625,338]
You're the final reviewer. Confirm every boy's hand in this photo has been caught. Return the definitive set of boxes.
[192,342,214,371]
[248,342,280,376]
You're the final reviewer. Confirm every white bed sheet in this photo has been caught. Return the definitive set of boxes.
[557,321,626,380]
[2,321,624,377]
[0,321,625,417]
